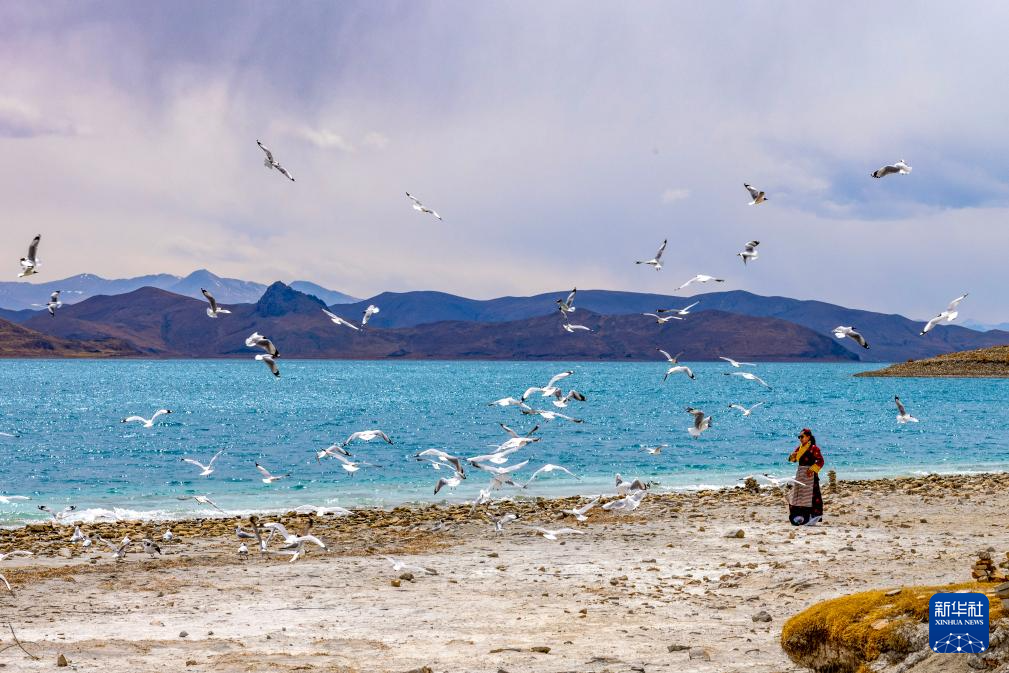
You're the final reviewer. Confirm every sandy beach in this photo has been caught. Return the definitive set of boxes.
[1,472,1007,672]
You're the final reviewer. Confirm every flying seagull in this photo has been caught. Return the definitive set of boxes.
[745,473,804,488]
[744,183,767,205]
[18,234,40,278]
[636,239,667,270]
[256,353,280,378]
[342,429,393,448]
[561,496,601,522]
[177,495,226,513]
[521,371,574,401]
[556,288,577,316]
[97,536,131,560]
[895,396,919,424]
[643,313,683,325]
[675,275,724,291]
[122,409,172,428]
[657,301,699,316]
[833,326,869,349]
[405,192,443,220]
[45,291,62,317]
[201,288,231,318]
[728,402,764,417]
[602,489,647,512]
[181,449,225,476]
[322,309,360,330]
[724,371,772,389]
[562,321,592,333]
[523,463,580,487]
[257,140,295,181]
[256,462,290,484]
[657,349,694,381]
[920,294,968,335]
[643,444,668,455]
[871,159,912,179]
[737,240,760,265]
[361,304,380,327]
[615,473,648,495]
[686,407,712,438]
[719,356,755,368]
[245,332,280,357]
[531,527,583,541]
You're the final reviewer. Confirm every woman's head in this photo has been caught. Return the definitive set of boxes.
[798,428,816,445]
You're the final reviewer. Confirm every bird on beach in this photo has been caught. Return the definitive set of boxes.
[176,495,225,513]
[294,504,353,517]
[494,513,519,533]
[556,288,577,316]
[70,526,87,544]
[636,239,667,270]
[657,349,693,381]
[255,462,290,484]
[322,308,360,330]
[162,530,173,542]
[531,527,583,541]
[261,521,328,553]
[256,353,280,378]
[97,535,131,560]
[122,409,172,428]
[737,240,760,265]
[406,192,442,220]
[643,444,668,455]
[833,326,870,349]
[728,402,764,417]
[562,496,601,522]
[602,489,647,512]
[562,321,592,333]
[744,183,767,205]
[201,288,231,318]
[245,332,280,357]
[238,542,249,557]
[361,304,380,327]
[686,407,712,438]
[257,140,295,181]
[920,294,968,335]
[871,159,912,179]
[657,301,699,316]
[342,429,393,448]
[675,275,724,291]
[724,371,772,389]
[643,312,683,325]
[141,538,161,556]
[382,555,434,574]
[18,234,40,277]
[615,474,648,495]
[895,396,919,424]
[719,356,755,368]
[180,449,225,477]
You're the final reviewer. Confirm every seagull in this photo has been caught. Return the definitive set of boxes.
[381,555,434,574]
[562,321,592,333]
[531,527,583,541]
[329,453,374,475]
[657,301,699,316]
[342,429,393,448]
[686,407,712,438]
[141,539,162,557]
[833,326,870,349]
[45,291,62,316]
[322,308,360,330]
[521,371,574,401]
[602,489,647,512]
[728,402,764,417]
[201,288,231,318]
[256,462,290,484]
[415,449,466,475]
[744,183,767,205]
[724,371,772,389]
[316,443,352,461]
[469,460,529,478]
[361,304,380,327]
[521,409,583,423]
[180,450,225,476]
[257,140,295,181]
[658,348,693,380]
[920,294,968,335]
[643,444,668,455]
[405,192,442,220]
[70,526,87,544]
[719,356,755,368]
[176,495,225,513]
[562,496,601,522]
[643,313,683,325]
[261,521,328,552]
[238,542,249,557]
[895,396,919,424]
[235,525,259,541]
[494,513,519,533]
[737,240,760,265]
[434,471,465,494]
[675,275,725,291]
[487,397,531,409]
[871,159,912,179]
[245,332,280,356]
[256,353,280,378]
[523,463,580,486]
[162,530,173,542]
[636,239,667,270]
[122,409,172,428]
[499,423,539,440]
[18,234,40,277]
[97,536,131,560]
[38,504,76,522]
[466,445,522,466]
[556,288,577,316]
[615,474,648,495]
[293,504,353,517]
[0,495,30,504]
[747,473,804,488]
[551,390,586,408]
[0,550,32,561]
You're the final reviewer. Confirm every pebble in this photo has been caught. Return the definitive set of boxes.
[57,654,68,667]
[391,579,401,587]
[751,611,772,623]
[667,644,689,652]
[178,630,189,639]
[687,646,710,661]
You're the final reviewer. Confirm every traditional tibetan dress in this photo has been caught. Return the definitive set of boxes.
[786,441,824,526]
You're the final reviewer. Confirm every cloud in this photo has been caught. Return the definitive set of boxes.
[660,188,689,204]
[362,131,390,150]
[273,122,355,152]
[0,97,80,138]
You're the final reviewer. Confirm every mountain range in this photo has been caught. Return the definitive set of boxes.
[1,279,1006,362]
[0,269,358,311]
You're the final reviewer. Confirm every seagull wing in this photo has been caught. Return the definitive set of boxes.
[546,371,574,388]
[257,140,274,163]
[26,235,40,262]
[655,239,667,261]
[256,463,273,480]
[895,397,907,416]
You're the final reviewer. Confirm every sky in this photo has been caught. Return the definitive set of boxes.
[2,2,1009,321]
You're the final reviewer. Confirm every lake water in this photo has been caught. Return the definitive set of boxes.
[1,359,1006,524]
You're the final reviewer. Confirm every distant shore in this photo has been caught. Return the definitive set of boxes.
[856,344,1009,377]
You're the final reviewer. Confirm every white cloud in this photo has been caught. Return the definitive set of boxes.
[0,97,80,138]
[660,188,690,204]
[272,121,355,152]
[362,131,390,149]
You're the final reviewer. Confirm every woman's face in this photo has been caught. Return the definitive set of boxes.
[798,432,810,443]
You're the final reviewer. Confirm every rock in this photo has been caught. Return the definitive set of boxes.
[185,660,198,667]
[399,572,415,582]
[391,579,401,587]
[726,529,745,539]
[751,611,772,623]
[667,644,690,652]
[179,630,189,638]
[529,646,551,654]
[687,647,710,661]
[885,588,901,596]
[57,654,68,667]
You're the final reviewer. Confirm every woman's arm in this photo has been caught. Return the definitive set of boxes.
[808,446,825,473]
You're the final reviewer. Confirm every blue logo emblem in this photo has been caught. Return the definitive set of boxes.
[929,593,989,653]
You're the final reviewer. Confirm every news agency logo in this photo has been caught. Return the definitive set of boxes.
[929,593,989,653]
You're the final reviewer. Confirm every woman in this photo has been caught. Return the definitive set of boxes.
[786,428,824,526]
